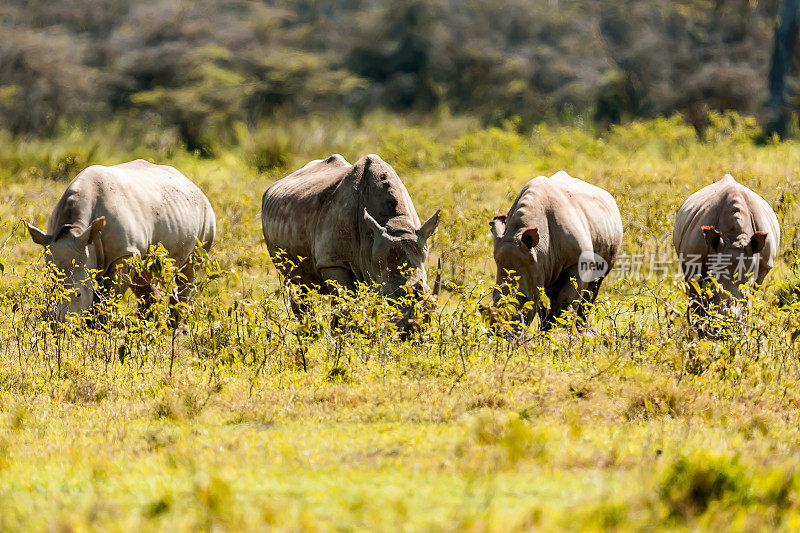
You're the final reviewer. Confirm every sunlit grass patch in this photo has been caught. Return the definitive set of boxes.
[0,112,797,529]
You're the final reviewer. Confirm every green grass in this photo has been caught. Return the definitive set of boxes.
[0,111,799,530]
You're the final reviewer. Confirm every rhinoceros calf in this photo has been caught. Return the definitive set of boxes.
[27,159,216,322]
[673,174,780,324]
[261,154,440,327]
[488,171,623,331]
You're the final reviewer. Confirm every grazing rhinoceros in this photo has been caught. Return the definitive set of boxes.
[486,171,623,332]
[27,159,216,322]
[673,174,780,325]
[261,154,440,330]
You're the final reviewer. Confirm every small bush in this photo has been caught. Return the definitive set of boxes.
[660,454,748,521]
[152,392,186,421]
[623,381,689,421]
[65,378,107,404]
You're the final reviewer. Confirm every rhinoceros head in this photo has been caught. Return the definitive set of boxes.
[699,225,767,319]
[27,217,105,322]
[486,213,541,330]
[362,207,440,298]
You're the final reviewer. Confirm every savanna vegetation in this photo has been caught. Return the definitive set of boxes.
[0,110,798,530]
[4,0,800,530]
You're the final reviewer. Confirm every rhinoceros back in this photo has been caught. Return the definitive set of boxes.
[262,154,424,282]
[673,174,780,276]
[508,172,623,274]
[261,155,351,272]
[52,159,216,270]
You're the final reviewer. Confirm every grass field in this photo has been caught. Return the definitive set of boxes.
[0,111,800,531]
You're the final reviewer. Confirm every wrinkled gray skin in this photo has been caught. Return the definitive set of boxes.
[261,154,439,327]
[27,159,216,322]
[673,174,779,323]
[489,171,623,331]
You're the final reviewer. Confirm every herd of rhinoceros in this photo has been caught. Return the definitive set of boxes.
[25,155,780,335]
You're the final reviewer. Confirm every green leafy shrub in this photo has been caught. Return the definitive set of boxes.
[660,454,748,521]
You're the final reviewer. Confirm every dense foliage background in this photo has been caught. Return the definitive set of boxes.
[0,0,786,148]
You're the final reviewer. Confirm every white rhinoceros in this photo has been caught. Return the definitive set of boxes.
[261,154,440,330]
[27,159,216,322]
[673,174,780,323]
[488,171,623,331]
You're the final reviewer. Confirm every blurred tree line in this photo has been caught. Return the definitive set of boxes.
[0,0,784,151]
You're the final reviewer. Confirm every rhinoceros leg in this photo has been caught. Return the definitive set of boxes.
[320,267,357,332]
[105,256,159,320]
[286,283,312,318]
[131,283,156,315]
[586,277,604,304]
[685,277,712,335]
[320,267,356,292]
[542,265,596,331]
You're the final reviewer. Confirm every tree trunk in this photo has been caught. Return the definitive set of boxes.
[766,0,800,138]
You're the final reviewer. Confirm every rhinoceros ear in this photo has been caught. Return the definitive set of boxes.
[489,213,507,239]
[518,226,539,250]
[363,208,386,237]
[417,209,440,242]
[26,222,50,247]
[702,225,722,252]
[748,231,768,255]
[80,217,106,246]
